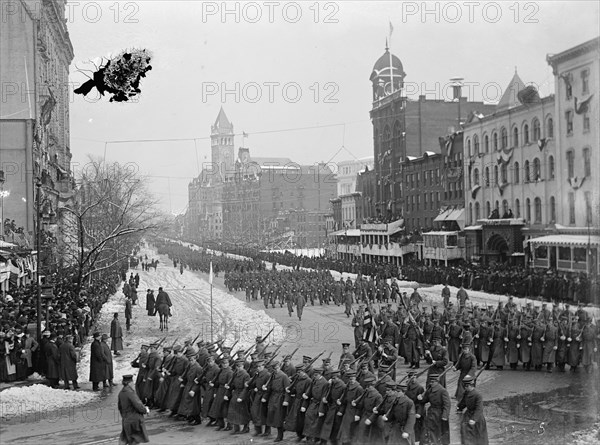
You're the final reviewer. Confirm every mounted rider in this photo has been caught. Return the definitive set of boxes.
[155,287,173,316]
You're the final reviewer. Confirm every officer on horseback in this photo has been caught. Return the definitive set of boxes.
[155,287,173,331]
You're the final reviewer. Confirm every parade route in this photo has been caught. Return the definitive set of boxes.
[1,245,597,444]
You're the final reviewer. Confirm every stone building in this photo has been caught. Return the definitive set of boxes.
[0,0,75,268]
[336,156,373,196]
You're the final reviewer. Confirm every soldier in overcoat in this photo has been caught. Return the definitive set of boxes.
[89,332,107,391]
[44,333,60,388]
[118,374,150,445]
[59,334,79,389]
[265,361,291,441]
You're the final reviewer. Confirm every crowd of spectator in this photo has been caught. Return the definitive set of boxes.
[0,263,129,383]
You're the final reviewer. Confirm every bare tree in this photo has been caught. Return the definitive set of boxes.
[58,157,162,291]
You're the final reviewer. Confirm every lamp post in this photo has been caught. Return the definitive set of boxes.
[36,178,42,341]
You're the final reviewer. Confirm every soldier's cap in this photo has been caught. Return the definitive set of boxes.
[385,380,397,389]
[345,370,357,378]
[92,332,101,338]
[312,367,324,375]
[461,341,472,347]
[303,356,312,361]
[256,336,263,341]
[122,374,134,383]
[406,370,417,377]
[65,334,73,339]
[428,373,440,382]
[397,382,408,391]
[269,360,280,368]
[173,345,183,353]
[342,343,350,348]
[432,335,442,341]
[462,375,475,385]
[363,375,376,385]
[378,365,390,373]
[185,347,198,358]
[101,334,109,341]
[322,358,331,364]
[294,363,305,371]
[326,369,340,378]
[383,337,393,343]
[143,344,152,349]
[235,359,246,366]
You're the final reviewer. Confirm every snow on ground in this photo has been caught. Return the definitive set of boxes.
[569,423,600,445]
[265,248,325,258]
[0,384,98,420]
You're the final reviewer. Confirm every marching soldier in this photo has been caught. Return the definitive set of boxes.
[457,375,489,445]
[265,361,291,442]
[249,359,270,436]
[338,343,353,370]
[227,358,251,434]
[420,372,451,445]
[302,367,328,442]
[284,365,311,441]
[453,342,476,401]
[425,335,449,388]
[387,382,416,445]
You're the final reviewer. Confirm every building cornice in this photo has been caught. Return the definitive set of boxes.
[546,37,600,74]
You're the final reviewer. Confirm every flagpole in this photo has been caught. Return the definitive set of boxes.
[388,22,394,94]
[210,283,213,343]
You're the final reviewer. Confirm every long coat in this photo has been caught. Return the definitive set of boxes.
[266,370,291,428]
[319,378,346,440]
[201,363,220,418]
[227,368,251,425]
[118,385,149,444]
[177,360,203,417]
[336,381,364,443]
[110,319,124,351]
[209,366,233,419]
[23,336,38,368]
[454,352,476,400]
[283,374,311,433]
[250,368,271,426]
[146,292,155,316]
[388,395,417,445]
[44,341,60,380]
[422,383,451,445]
[101,341,114,381]
[457,389,488,445]
[542,324,558,364]
[302,376,329,438]
[355,386,383,444]
[58,341,78,381]
[89,339,106,382]
[164,355,188,412]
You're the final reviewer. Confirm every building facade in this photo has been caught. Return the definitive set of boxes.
[336,157,374,196]
[0,0,75,267]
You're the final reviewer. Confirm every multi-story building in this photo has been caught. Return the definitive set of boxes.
[356,166,377,221]
[433,131,466,231]
[1,0,75,266]
[368,45,495,221]
[462,72,556,264]
[527,37,600,276]
[336,157,374,196]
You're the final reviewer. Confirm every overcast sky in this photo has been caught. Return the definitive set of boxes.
[66,1,599,214]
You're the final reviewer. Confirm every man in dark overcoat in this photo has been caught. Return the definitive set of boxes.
[145,290,155,316]
[101,334,116,387]
[111,313,124,355]
[118,374,150,445]
[44,333,60,388]
[90,332,106,391]
[59,334,79,390]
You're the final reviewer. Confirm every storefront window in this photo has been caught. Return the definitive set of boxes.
[535,246,548,259]
[558,247,571,261]
[573,248,586,263]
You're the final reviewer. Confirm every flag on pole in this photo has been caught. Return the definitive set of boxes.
[389,20,394,38]
[209,261,214,285]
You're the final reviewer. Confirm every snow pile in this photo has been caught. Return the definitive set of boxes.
[570,423,600,445]
[27,372,45,381]
[0,384,97,420]
[266,248,325,258]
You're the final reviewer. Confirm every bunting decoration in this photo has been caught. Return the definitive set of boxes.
[568,176,586,190]
[537,138,547,151]
[574,94,593,114]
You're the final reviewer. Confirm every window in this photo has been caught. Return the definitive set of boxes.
[533,158,541,181]
[534,197,542,223]
[502,200,508,216]
[501,163,507,183]
[524,160,530,182]
[550,196,556,222]
[494,165,499,185]
[559,247,571,261]
[515,199,521,218]
[566,110,573,135]
[475,202,480,220]
[512,126,518,147]
[568,192,575,224]
[547,117,554,138]
[566,150,575,177]
[523,123,529,145]
[493,132,498,151]
[486,201,491,218]
[566,74,572,100]
[501,127,508,149]
[581,69,589,95]
[474,135,480,155]
[484,134,489,153]
[548,156,555,180]
[583,147,591,177]
[585,191,593,224]
[526,198,531,222]
[514,162,520,183]
[583,112,590,132]
[467,139,472,157]
[473,168,479,186]
[485,167,490,187]
[532,118,541,140]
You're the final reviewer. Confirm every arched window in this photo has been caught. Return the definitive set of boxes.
[514,162,520,183]
[533,158,541,181]
[526,198,531,222]
[475,202,480,220]
[523,123,530,144]
[550,196,556,222]
[511,126,518,148]
[532,118,541,140]
[486,201,491,218]
[524,160,530,182]
[501,163,508,183]
[534,197,542,223]
[474,135,480,155]
[473,168,479,186]
[502,199,508,216]
[547,116,554,138]
[501,127,508,149]
[515,199,521,218]
[494,165,499,184]
[393,120,402,156]
[467,138,472,157]
[548,155,555,180]
[493,132,498,151]
[484,167,490,186]
[469,203,473,224]
[495,200,499,211]
[484,134,489,153]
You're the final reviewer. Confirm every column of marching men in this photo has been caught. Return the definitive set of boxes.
[131,332,491,445]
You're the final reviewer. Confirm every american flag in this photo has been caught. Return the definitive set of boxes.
[362,306,381,344]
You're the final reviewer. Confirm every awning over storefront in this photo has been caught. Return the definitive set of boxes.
[434,208,465,230]
[330,229,361,237]
[527,234,600,248]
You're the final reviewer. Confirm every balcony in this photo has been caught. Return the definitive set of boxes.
[361,218,404,235]
[423,246,464,261]
[336,244,361,256]
[362,241,419,257]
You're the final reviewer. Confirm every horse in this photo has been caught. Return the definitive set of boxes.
[156,303,170,331]
[147,260,159,271]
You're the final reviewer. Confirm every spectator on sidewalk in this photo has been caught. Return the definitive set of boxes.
[111,313,124,356]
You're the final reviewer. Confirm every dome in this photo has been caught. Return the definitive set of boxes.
[370,49,405,82]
